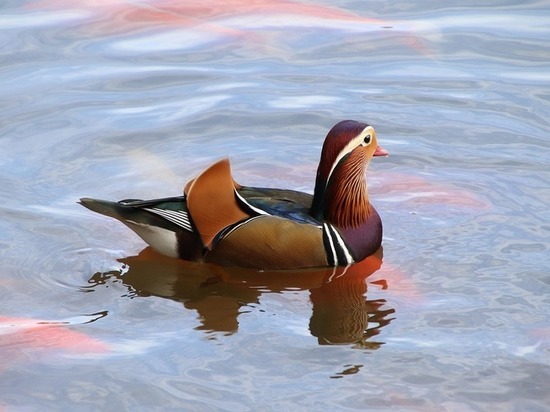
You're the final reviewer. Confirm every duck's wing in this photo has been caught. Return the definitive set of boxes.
[236,187,320,225]
[184,158,252,249]
[201,187,327,269]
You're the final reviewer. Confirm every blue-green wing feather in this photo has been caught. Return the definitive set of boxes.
[237,187,320,225]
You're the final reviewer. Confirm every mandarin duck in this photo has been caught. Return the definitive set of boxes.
[80,120,388,269]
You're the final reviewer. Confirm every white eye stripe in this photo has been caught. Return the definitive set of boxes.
[326,126,374,185]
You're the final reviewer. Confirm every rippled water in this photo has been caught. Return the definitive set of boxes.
[1,0,549,410]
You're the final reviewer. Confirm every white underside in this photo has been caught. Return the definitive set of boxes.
[124,220,179,258]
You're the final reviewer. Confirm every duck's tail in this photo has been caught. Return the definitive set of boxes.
[79,198,127,220]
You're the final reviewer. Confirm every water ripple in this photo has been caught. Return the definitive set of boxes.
[1,0,549,410]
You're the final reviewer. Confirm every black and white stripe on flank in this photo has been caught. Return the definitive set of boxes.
[144,208,193,232]
[322,223,354,266]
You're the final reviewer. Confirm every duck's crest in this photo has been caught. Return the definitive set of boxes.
[185,158,250,249]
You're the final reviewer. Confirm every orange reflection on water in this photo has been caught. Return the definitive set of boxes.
[88,247,396,347]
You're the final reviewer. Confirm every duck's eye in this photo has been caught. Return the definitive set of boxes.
[363,134,371,145]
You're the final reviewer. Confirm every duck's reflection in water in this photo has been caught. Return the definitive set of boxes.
[88,247,395,348]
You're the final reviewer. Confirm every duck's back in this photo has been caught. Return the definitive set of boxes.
[237,186,320,225]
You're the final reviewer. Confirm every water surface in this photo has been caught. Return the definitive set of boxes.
[1,0,549,410]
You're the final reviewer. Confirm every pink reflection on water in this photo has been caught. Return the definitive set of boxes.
[30,0,384,24]
[0,316,109,371]
[373,172,491,210]
[28,0,430,54]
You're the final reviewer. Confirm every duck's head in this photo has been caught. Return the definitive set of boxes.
[310,120,388,227]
